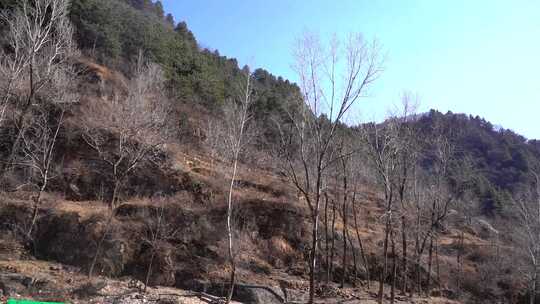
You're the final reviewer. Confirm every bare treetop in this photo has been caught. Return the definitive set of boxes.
[82,56,169,156]
[279,31,384,304]
[292,32,384,124]
[1,0,77,88]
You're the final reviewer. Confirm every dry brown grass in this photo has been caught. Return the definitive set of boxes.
[78,58,124,84]
[54,200,108,219]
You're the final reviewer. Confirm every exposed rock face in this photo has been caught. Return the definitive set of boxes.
[232,285,284,304]
[0,199,310,291]
[34,211,134,277]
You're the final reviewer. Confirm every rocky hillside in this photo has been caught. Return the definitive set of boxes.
[0,1,539,304]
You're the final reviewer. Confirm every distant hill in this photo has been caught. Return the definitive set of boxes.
[415,110,540,215]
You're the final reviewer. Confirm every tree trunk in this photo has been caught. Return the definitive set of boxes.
[531,276,536,304]
[26,110,63,240]
[418,255,422,296]
[457,231,463,296]
[324,194,330,284]
[378,216,391,304]
[89,213,113,278]
[352,194,370,288]
[309,209,320,304]
[226,156,240,304]
[27,182,46,238]
[341,197,348,288]
[401,215,408,295]
[531,267,539,304]
[347,228,358,284]
[227,264,237,304]
[414,253,422,297]
[111,179,121,211]
[391,231,397,304]
[435,238,440,290]
[89,166,123,278]
[427,235,433,295]
[0,78,14,124]
[411,207,422,298]
[533,265,540,303]
[144,247,156,292]
[330,201,337,282]
[340,160,349,289]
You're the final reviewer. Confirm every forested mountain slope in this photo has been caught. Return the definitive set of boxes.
[414,110,540,215]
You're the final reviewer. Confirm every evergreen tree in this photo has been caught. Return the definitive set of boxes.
[154,0,164,18]
[165,13,175,27]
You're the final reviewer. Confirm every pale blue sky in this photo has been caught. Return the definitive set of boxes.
[162,0,540,139]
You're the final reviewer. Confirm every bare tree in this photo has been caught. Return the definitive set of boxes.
[411,172,429,297]
[337,140,352,288]
[82,54,171,278]
[1,13,80,241]
[335,138,365,288]
[203,68,254,303]
[344,128,374,289]
[0,0,77,175]
[16,108,63,235]
[392,94,420,296]
[351,189,371,288]
[141,195,179,292]
[424,125,454,294]
[327,192,338,284]
[360,96,421,303]
[82,54,169,212]
[277,32,383,303]
[451,156,478,296]
[407,123,454,297]
[323,192,332,283]
[362,118,400,304]
[513,170,540,304]
[223,72,253,304]
[143,203,164,292]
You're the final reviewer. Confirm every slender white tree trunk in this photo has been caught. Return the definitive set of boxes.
[226,155,239,303]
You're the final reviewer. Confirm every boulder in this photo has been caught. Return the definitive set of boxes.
[186,281,286,304]
[232,284,284,304]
